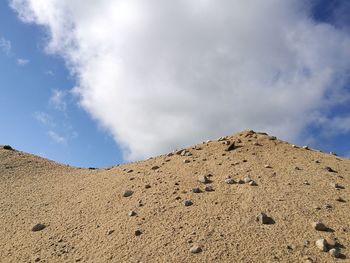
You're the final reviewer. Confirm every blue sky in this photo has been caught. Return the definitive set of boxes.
[1,1,350,167]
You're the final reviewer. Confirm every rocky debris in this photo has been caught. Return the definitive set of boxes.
[204,186,214,192]
[330,182,343,189]
[312,221,328,231]
[315,239,328,252]
[330,152,337,156]
[268,136,277,140]
[314,159,320,163]
[181,150,192,156]
[224,177,235,184]
[253,142,261,146]
[134,230,142,236]
[335,197,346,202]
[190,245,202,254]
[166,152,174,157]
[198,175,210,184]
[302,146,309,150]
[183,200,193,206]
[122,190,134,197]
[243,177,252,183]
[237,179,245,184]
[324,166,337,173]
[107,229,115,235]
[191,187,201,193]
[256,213,274,224]
[145,184,151,189]
[176,149,185,155]
[32,223,46,232]
[303,181,310,185]
[325,237,337,247]
[264,164,272,168]
[291,144,297,148]
[225,141,236,151]
[183,159,191,164]
[151,165,160,170]
[128,210,137,217]
[249,180,257,186]
[3,145,13,150]
[329,248,341,258]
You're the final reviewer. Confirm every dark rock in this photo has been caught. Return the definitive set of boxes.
[225,141,236,151]
[3,145,13,150]
[32,223,46,232]
[256,213,274,224]
[122,190,134,197]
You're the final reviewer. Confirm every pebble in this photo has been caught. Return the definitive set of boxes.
[151,165,160,170]
[302,145,309,150]
[166,152,174,157]
[192,188,201,193]
[135,230,142,236]
[264,164,272,168]
[249,180,257,186]
[205,186,214,192]
[312,221,327,231]
[336,197,345,202]
[325,237,337,247]
[325,166,337,173]
[224,177,235,184]
[291,144,297,148]
[32,223,46,232]
[183,200,193,206]
[329,248,341,258]
[198,175,210,184]
[3,145,13,150]
[225,142,236,151]
[145,184,151,189]
[256,212,274,224]
[243,177,252,183]
[183,159,191,164]
[190,245,202,254]
[107,229,114,235]
[128,210,137,217]
[330,182,341,189]
[122,190,134,197]
[315,239,328,252]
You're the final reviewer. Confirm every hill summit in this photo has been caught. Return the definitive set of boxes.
[0,130,349,262]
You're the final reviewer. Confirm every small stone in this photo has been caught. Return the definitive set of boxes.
[128,210,137,217]
[302,145,309,150]
[225,141,236,151]
[329,248,341,258]
[166,152,174,157]
[190,245,202,254]
[204,185,214,192]
[107,229,114,235]
[268,136,277,140]
[243,177,252,183]
[330,182,342,189]
[256,213,274,224]
[183,200,193,206]
[325,166,337,173]
[224,177,235,184]
[291,144,297,148]
[134,230,142,236]
[303,256,314,263]
[314,160,320,163]
[34,257,41,262]
[312,221,327,231]
[192,187,201,193]
[336,197,346,202]
[198,175,210,184]
[145,184,151,189]
[315,239,328,252]
[249,180,257,186]
[237,179,245,184]
[122,190,134,197]
[264,164,272,168]
[32,223,46,232]
[330,152,337,156]
[151,165,160,170]
[325,237,337,247]
[183,159,191,164]
[3,145,13,150]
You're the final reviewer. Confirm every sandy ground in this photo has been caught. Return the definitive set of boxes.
[0,130,349,263]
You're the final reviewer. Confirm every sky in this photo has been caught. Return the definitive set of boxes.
[0,0,350,167]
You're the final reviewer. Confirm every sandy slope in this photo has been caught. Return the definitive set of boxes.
[0,130,349,263]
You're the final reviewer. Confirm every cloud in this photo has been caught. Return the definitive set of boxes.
[49,89,67,112]
[17,58,30,65]
[33,111,56,127]
[11,0,350,160]
[0,37,11,55]
[47,130,66,144]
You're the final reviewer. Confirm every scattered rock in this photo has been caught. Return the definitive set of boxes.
[107,229,114,235]
[166,152,174,157]
[204,186,214,192]
[325,166,337,173]
[314,159,320,163]
[264,164,272,168]
[268,136,277,140]
[243,177,252,183]
[190,245,202,254]
[183,200,193,206]
[224,177,236,184]
[315,239,328,252]
[192,187,201,193]
[325,237,337,248]
[256,213,274,224]
[198,175,210,184]
[249,180,257,186]
[329,248,341,258]
[134,230,142,236]
[312,221,327,231]
[302,146,309,150]
[330,183,343,189]
[336,197,346,202]
[32,223,46,232]
[225,141,236,151]
[151,165,160,170]
[122,190,134,197]
[291,144,297,148]
[330,152,337,156]
[237,179,245,184]
[145,184,151,189]
[183,159,191,164]
[3,145,13,150]
[128,210,137,217]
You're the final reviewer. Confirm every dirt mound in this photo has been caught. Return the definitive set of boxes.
[0,131,349,262]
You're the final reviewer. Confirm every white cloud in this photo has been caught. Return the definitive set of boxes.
[49,89,67,112]
[17,58,30,65]
[47,130,66,144]
[11,0,350,160]
[33,111,55,127]
[0,37,11,55]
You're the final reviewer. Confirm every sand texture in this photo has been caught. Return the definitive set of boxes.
[0,130,349,262]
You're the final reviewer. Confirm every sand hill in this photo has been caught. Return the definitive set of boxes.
[0,130,349,262]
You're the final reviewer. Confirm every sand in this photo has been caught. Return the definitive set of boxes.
[0,130,349,262]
